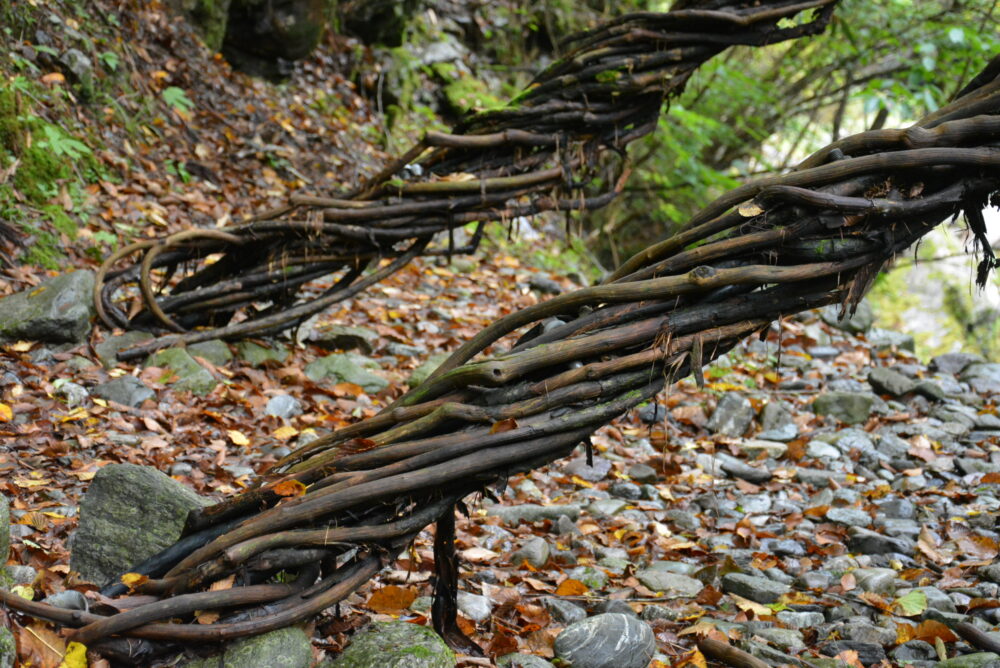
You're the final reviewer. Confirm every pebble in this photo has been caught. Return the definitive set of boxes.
[512,537,550,568]
[634,571,703,598]
[848,527,915,555]
[457,591,493,622]
[265,394,302,419]
[825,507,872,527]
[563,457,612,482]
[721,573,790,604]
[545,597,587,624]
[627,463,658,483]
[852,568,898,595]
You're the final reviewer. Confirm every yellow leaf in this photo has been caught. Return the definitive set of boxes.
[273,425,299,441]
[12,585,34,600]
[555,579,588,596]
[570,475,593,488]
[272,479,307,497]
[121,573,149,591]
[737,201,764,217]
[729,593,773,617]
[59,641,88,668]
[10,341,33,352]
[13,477,52,488]
[227,429,250,446]
[92,398,108,407]
[0,403,11,422]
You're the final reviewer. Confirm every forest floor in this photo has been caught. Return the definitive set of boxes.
[4,1,1000,667]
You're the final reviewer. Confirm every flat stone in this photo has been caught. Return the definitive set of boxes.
[235,340,290,367]
[820,640,886,666]
[554,614,655,668]
[488,504,581,524]
[868,366,917,396]
[877,497,916,519]
[588,499,628,518]
[706,393,754,437]
[721,573,791,604]
[847,527,915,555]
[310,324,379,353]
[563,456,612,482]
[635,570,703,598]
[186,339,232,366]
[305,354,388,393]
[776,611,825,631]
[265,394,302,419]
[70,464,210,586]
[95,330,154,368]
[93,376,155,407]
[713,453,773,484]
[853,568,898,595]
[145,348,217,395]
[867,328,915,352]
[806,440,841,459]
[736,439,788,458]
[627,463,658,483]
[512,537,550,568]
[825,507,872,527]
[962,363,1000,395]
[664,509,700,531]
[931,352,985,375]
[795,468,848,488]
[545,597,587,624]
[891,640,936,662]
[181,627,311,668]
[457,591,492,622]
[935,653,1000,668]
[821,300,873,333]
[328,621,453,667]
[497,654,556,668]
[913,586,957,613]
[637,402,666,424]
[752,627,804,651]
[812,392,875,425]
[0,270,94,343]
[567,566,608,590]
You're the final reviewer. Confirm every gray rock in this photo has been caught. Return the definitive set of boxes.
[545,597,587,624]
[328,621,453,667]
[641,605,681,622]
[913,586,957,613]
[305,354,388,393]
[825,507,872,527]
[761,400,796,432]
[235,340,290,367]
[891,640,936,662]
[187,340,232,366]
[778,610,826,629]
[554,614,655,668]
[93,376,155,407]
[567,566,608,589]
[609,481,642,500]
[956,458,1000,475]
[3,565,36,587]
[877,497,916,519]
[0,494,8,565]
[867,328,915,352]
[847,527,914,555]
[635,570,703,598]
[408,353,450,388]
[721,573,791,604]
[664,509,700,531]
[0,625,11,668]
[265,394,302,419]
[71,464,210,585]
[853,568,898,595]
[740,494,773,514]
[41,590,88,611]
[0,271,94,343]
[627,463,658,484]
[707,393,754,437]
[821,300,874,333]
[736,440,788,458]
[512,537,550,568]
[487,504,581,524]
[310,324,379,353]
[757,423,799,442]
[95,330,154,368]
[795,468,848,488]
[54,380,88,407]
[821,640,886,666]
[712,452,773,484]
[935,654,1000,668]
[637,402,666,424]
[385,342,426,357]
[752,627,804,651]
[497,654,556,668]
[931,352,985,375]
[914,380,946,401]
[806,440,841,459]
[595,599,637,617]
[812,392,875,424]
[564,456,612,482]
[529,274,563,295]
[457,590,492,622]
[587,498,627,519]
[962,363,1000,395]
[868,367,917,396]
[145,348,218,395]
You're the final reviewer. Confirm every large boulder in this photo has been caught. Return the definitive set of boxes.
[165,0,233,51]
[145,348,218,395]
[181,627,312,668]
[71,464,210,586]
[328,621,453,667]
[0,270,94,343]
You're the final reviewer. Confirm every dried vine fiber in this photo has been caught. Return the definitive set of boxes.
[6,49,1000,662]
[94,0,837,361]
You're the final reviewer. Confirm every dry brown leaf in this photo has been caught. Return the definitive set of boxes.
[366,585,417,613]
[554,579,588,596]
[272,479,307,497]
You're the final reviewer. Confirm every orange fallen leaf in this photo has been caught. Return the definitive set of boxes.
[367,585,418,613]
[554,579,587,596]
[272,479,307,497]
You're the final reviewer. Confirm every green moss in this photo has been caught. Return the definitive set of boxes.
[21,227,65,270]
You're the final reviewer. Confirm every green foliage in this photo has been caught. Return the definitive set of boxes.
[162,86,195,113]
[38,124,92,159]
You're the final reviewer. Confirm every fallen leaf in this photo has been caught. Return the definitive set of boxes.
[554,579,588,596]
[273,425,299,441]
[367,585,417,613]
[892,589,927,617]
[272,479,307,497]
[58,642,88,668]
[120,573,149,591]
[227,429,250,446]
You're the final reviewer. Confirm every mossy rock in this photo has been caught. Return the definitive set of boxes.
[187,339,233,366]
[235,340,290,367]
[0,625,14,668]
[0,270,95,343]
[408,353,450,388]
[95,330,154,368]
[305,354,388,394]
[327,621,453,668]
[145,348,218,395]
[165,0,233,52]
[181,627,313,668]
